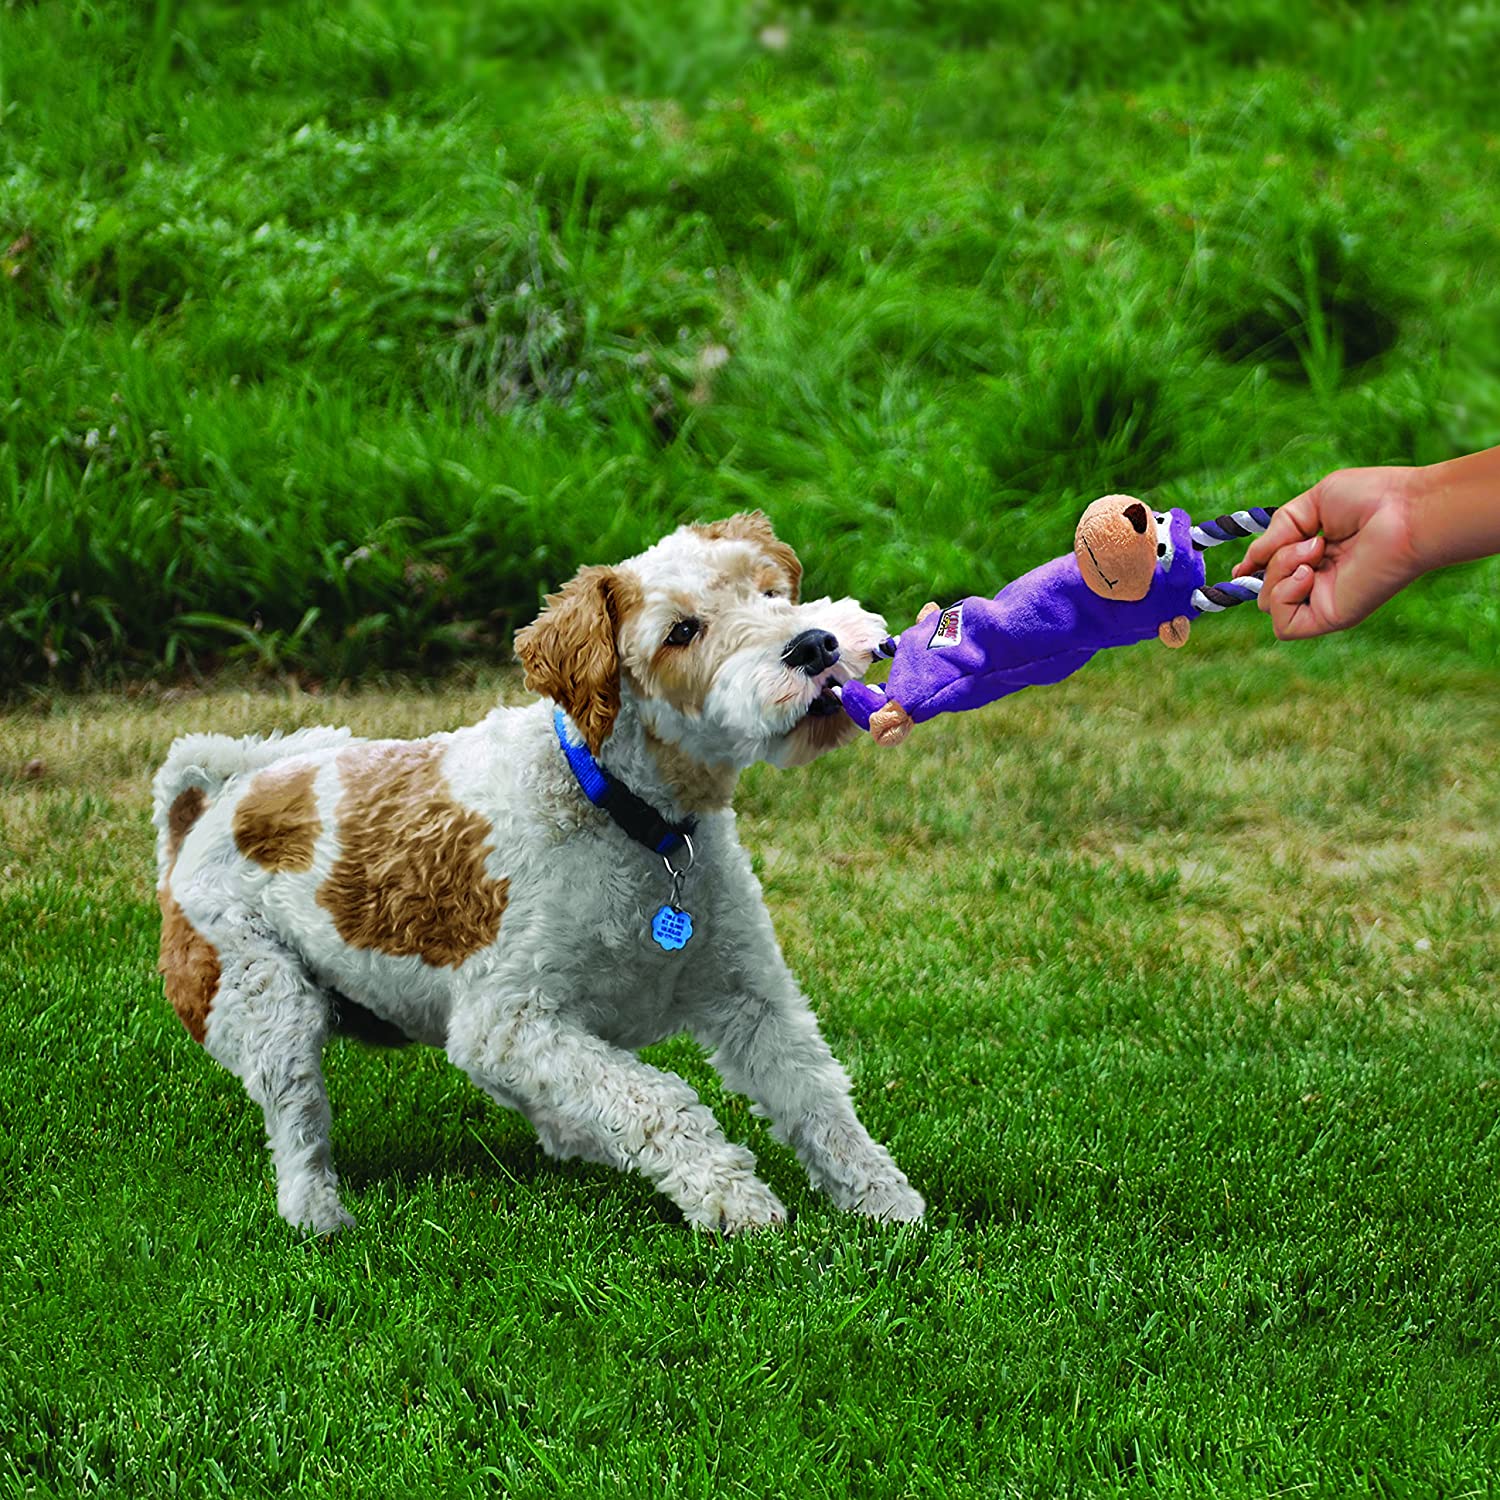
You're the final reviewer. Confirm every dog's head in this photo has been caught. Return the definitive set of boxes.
[515,513,885,771]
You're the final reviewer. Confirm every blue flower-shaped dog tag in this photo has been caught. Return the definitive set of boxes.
[651,905,694,952]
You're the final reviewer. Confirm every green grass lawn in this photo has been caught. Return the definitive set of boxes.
[2,627,1498,1496]
[4,1,1500,1493]
[2,0,1499,685]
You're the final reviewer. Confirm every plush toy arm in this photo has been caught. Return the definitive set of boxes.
[836,600,941,742]
[838,679,891,732]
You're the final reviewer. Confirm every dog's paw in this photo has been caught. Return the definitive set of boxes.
[852,1176,925,1224]
[282,1183,357,1237]
[686,1175,789,1236]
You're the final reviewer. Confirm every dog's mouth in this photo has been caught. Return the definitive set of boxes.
[793,656,866,729]
[801,684,842,721]
[772,628,883,741]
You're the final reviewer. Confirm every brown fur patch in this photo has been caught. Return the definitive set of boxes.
[694,512,802,602]
[157,888,220,1044]
[165,786,207,865]
[645,732,739,813]
[514,566,644,755]
[233,762,322,872]
[316,743,510,968]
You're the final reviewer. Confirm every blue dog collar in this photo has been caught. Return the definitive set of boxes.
[553,709,696,857]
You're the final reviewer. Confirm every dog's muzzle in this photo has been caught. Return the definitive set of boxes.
[781,630,843,719]
[782,630,840,676]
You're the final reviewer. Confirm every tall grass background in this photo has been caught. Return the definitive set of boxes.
[2,0,1498,685]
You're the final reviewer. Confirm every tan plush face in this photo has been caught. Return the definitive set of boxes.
[1074,494,1160,601]
[516,512,886,773]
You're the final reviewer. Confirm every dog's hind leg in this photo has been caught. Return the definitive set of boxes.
[449,997,787,1234]
[202,910,354,1235]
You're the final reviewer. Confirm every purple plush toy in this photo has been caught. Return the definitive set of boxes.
[840,494,1275,746]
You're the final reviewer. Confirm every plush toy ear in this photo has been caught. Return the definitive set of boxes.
[514,565,639,754]
[1075,495,1159,602]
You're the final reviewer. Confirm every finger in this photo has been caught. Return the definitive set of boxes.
[1268,564,1316,639]
[1270,564,1314,609]
[1256,535,1324,609]
[1276,606,1332,641]
[1238,485,1325,573]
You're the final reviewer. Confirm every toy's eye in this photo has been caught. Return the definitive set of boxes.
[665,618,701,647]
[1155,518,1176,570]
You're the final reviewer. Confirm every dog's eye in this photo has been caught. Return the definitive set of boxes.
[763,589,783,600]
[1157,543,1167,557]
[665,618,701,648]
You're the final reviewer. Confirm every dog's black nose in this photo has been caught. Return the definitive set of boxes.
[782,629,840,675]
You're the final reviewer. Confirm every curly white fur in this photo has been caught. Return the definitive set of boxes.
[153,519,924,1236]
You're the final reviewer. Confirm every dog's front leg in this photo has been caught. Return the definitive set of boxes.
[694,974,925,1224]
[448,995,787,1235]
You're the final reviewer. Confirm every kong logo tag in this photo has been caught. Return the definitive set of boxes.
[927,605,963,649]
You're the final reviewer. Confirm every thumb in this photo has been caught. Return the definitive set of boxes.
[1237,486,1324,575]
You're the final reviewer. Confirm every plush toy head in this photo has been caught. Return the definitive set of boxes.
[1074,494,1161,602]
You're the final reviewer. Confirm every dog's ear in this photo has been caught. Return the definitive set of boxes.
[695,511,802,603]
[515,565,639,754]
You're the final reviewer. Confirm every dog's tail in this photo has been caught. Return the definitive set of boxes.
[151,725,354,880]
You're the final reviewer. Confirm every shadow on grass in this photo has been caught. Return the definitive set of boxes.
[331,1105,680,1226]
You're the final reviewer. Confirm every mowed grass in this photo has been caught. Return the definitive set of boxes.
[3,0,1500,686]
[2,626,1498,1496]
[4,1,1500,1492]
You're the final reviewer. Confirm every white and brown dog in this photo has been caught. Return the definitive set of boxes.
[152,514,923,1235]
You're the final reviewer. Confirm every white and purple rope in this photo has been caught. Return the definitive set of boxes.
[1190,574,1264,612]
[1188,504,1277,613]
[1190,506,1278,551]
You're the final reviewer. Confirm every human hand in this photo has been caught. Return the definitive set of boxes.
[1233,466,1424,639]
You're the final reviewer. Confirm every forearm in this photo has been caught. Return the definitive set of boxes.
[1411,444,1500,572]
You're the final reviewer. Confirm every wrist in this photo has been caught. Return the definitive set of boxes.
[1373,465,1431,583]
[1409,447,1500,572]
[1403,463,1443,576]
